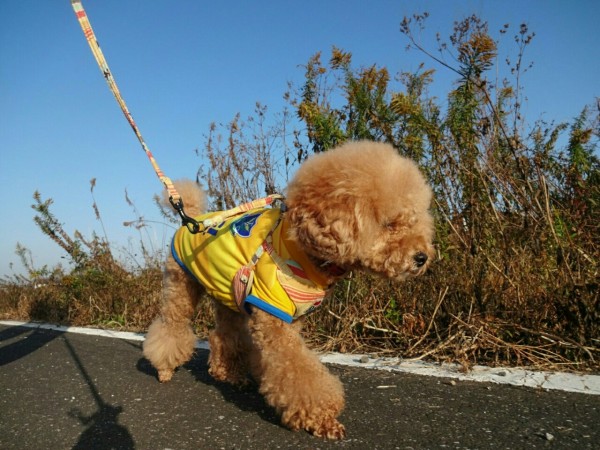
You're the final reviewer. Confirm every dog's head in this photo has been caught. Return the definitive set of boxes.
[285,141,435,281]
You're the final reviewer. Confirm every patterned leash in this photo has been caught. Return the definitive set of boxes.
[70,0,201,233]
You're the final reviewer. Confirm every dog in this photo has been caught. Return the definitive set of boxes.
[143,140,435,439]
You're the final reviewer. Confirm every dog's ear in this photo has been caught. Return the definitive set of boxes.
[286,200,360,264]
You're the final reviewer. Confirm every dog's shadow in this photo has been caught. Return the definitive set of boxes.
[136,350,280,427]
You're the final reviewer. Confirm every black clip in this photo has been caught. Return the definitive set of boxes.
[169,197,201,234]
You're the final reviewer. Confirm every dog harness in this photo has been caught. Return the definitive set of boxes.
[171,206,331,323]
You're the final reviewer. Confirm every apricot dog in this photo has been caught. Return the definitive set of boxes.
[143,140,434,439]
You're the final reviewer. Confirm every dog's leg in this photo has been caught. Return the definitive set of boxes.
[143,256,203,382]
[247,309,346,439]
[208,300,252,386]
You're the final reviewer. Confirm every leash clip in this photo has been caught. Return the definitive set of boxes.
[169,197,201,234]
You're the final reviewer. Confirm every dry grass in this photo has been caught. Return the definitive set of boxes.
[301,271,599,372]
[0,267,162,332]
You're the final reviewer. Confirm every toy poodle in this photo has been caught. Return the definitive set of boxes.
[143,140,435,439]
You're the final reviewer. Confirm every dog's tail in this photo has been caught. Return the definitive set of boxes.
[161,179,207,218]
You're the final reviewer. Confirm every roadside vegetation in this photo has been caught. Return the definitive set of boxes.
[2,15,598,371]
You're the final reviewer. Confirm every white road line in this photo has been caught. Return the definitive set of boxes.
[0,320,210,350]
[2,320,598,395]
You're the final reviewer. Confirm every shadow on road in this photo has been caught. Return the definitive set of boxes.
[63,334,135,450]
[0,324,136,448]
[0,325,64,366]
[137,348,282,429]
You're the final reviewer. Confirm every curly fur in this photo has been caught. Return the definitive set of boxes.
[143,140,434,439]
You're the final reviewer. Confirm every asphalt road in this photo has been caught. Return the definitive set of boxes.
[1,324,598,450]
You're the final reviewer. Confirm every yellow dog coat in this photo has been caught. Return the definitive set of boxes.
[171,207,330,323]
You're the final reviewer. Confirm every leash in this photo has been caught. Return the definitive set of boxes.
[70,0,201,233]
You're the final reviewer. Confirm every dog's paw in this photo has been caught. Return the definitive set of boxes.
[287,414,346,440]
[309,417,346,440]
[208,365,250,387]
[157,368,174,383]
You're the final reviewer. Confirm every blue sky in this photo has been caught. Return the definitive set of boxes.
[1,0,599,278]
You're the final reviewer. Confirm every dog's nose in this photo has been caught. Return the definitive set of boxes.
[413,252,428,268]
